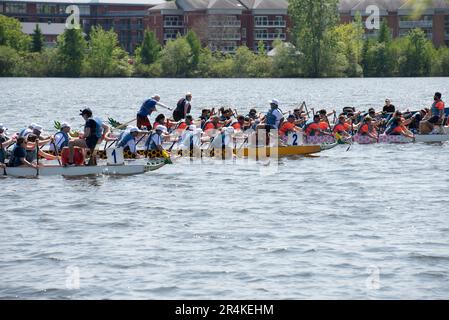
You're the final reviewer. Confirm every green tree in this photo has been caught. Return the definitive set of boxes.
[289,0,339,77]
[399,28,433,76]
[185,30,201,70]
[271,40,302,77]
[57,28,86,77]
[233,46,255,77]
[85,26,117,76]
[0,14,31,51]
[160,37,192,77]
[31,24,44,52]
[0,45,19,76]
[138,31,160,65]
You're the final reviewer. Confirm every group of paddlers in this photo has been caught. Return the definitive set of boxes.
[0,91,446,168]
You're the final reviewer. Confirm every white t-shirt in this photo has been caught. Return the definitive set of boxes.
[149,134,162,149]
[272,108,283,129]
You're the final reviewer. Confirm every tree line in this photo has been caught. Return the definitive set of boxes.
[1,8,449,78]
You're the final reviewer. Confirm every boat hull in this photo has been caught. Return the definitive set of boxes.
[3,162,165,178]
[305,134,449,145]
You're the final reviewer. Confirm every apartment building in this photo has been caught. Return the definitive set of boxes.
[148,0,289,53]
[339,0,449,47]
[0,0,165,51]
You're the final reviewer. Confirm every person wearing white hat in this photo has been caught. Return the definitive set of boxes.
[117,127,140,155]
[18,123,36,138]
[262,99,284,130]
[145,125,167,152]
[137,94,173,130]
[50,122,72,153]
[173,92,193,122]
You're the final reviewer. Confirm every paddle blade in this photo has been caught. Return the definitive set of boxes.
[108,118,123,128]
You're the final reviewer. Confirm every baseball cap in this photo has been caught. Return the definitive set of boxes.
[129,127,139,133]
[0,124,7,131]
[79,108,93,116]
[33,124,43,132]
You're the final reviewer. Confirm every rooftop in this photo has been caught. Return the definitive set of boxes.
[0,0,166,5]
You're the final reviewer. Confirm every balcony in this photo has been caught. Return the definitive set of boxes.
[254,33,286,41]
[254,21,286,27]
[164,21,184,27]
[399,20,433,29]
[208,21,241,27]
[209,33,241,41]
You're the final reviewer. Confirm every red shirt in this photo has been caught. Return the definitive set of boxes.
[333,123,349,133]
[305,123,321,136]
[279,122,296,136]
[319,122,329,131]
[231,122,241,131]
[177,122,187,130]
[204,122,217,131]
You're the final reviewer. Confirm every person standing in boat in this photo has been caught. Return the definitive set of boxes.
[137,94,171,130]
[8,137,38,169]
[67,108,110,166]
[419,92,445,134]
[261,99,284,130]
[173,92,192,122]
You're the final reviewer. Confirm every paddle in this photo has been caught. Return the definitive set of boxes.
[304,101,310,118]
[52,141,61,166]
[35,141,40,176]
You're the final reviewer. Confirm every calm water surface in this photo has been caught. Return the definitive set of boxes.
[1,78,449,299]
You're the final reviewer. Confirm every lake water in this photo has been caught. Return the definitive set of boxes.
[1,77,449,299]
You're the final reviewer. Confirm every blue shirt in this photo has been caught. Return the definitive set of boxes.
[11,145,27,167]
[137,99,157,117]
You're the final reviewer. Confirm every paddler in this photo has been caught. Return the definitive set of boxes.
[7,137,38,169]
[419,92,445,134]
[117,127,140,156]
[136,94,171,130]
[333,114,351,139]
[50,122,71,153]
[203,115,220,137]
[67,108,110,166]
[279,115,301,140]
[146,125,167,152]
[173,92,192,122]
[357,116,378,140]
[386,116,414,139]
[177,114,194,131]
[0,124,16,164]
[304,114,332,137]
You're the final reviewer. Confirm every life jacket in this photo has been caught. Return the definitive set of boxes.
[304,122,320,136]
[431,100,445,117]
[385,118,399,135]
[55,131,70,150]
[117,132,134,148]
[203,120,218,131]
[94,117,104,138]
[266,108,280,127]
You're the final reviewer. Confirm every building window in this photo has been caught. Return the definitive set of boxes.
[5,3,27,14]
[255,16,268,26]
[242,28,246,39]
